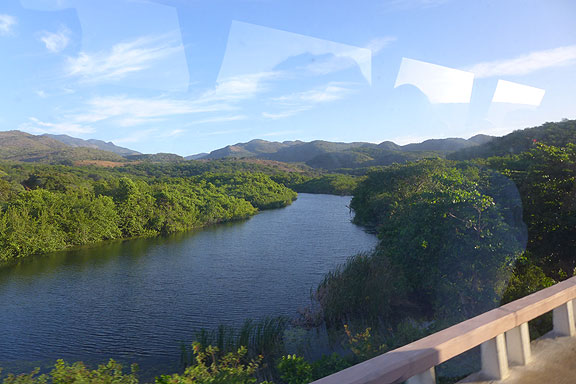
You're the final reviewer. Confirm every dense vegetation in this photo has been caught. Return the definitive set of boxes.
[115,161,359,196]
[318,159,528,324]
[0,163,296,263]
[316,140,575,330]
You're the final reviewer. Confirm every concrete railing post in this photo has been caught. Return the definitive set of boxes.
[505,322,531,366]
[406,367,436,384]
[573,299,576,328]
[481,333,509,380]
[553,300,575,337]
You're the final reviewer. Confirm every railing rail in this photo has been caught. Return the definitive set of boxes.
[310,276,576,384]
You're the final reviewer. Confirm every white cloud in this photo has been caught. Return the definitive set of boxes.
[184,115,248,126]
[66,34,183,83]
[492,80,545,106]
[264,83,354,120]
[297,85,353,103]
[0,14,17,36]
[24,93,237,137]
[21,117,95,135]
[71,95,233,125]
[468,45,576,78]
[112,129,157,144]
[165,129,185,137]
[395,57,474,103]
[40,26,71,53]
[198,72,280,104]
[274,83,354,105]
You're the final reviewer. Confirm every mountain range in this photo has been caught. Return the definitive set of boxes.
[41,134,141,156]
[190,135,495,169]
[1,119,574,168]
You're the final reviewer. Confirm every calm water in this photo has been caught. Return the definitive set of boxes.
[0,194,377,376]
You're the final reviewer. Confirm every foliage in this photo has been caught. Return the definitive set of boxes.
[343,325,387,361]
[500,254,556,304]
[289,175,360,196]
[275,325,385,383]
[485,143,576,277]
[0,163,295,264]
[276,356,312,384]
[0,353,263,384]
[276,352,351,383]
[117,160,312,179]
[308,354,350,381]
[158,343,267,384]
[319,158,527,324]
[1,360,138,384]
[195,173,297,209]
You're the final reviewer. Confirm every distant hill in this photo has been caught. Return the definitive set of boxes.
[42,134,140,156]
[205,139,296,159]
[449,120,576,160]
[0,131,126,163]
[185,153,209,160]
[403,137,484,153]
[467,134,495,145]
[201,136,494,170]
[125,153,185,162]
[265,141,376,163]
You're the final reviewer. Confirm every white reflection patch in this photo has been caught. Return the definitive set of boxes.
[395,58,474,104]
[492,80,545,106]
[218,21,372,85]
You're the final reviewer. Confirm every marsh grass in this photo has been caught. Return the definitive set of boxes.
[181,316,289,367]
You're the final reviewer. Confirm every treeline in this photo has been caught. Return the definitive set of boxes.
[118,160,361,196]
[0,163,296,263]
[271,173,361,196]
[317,143,575,327]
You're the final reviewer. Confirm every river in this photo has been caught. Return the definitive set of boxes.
[0,193,377,377]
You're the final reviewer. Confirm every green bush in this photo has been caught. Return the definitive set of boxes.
[1,360,138,384]
[276,355,312,384]
[157,343,268,384]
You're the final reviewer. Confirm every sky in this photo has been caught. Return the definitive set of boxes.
[1,0,575,156]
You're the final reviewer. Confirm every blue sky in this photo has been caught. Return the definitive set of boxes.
[1,0,575,155]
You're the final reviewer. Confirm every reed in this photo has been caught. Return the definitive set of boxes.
[182,316,289,367]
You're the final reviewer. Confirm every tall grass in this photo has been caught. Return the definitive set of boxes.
[316,250,409,325]
[181,316,289,368]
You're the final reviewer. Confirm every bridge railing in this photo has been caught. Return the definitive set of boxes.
[310,276,576,384]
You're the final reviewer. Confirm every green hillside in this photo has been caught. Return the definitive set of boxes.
[42,134,141,156]
[449,119,576,160]
[0,131,126,163]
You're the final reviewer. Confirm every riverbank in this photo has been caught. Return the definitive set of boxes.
[0,167,297,264]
